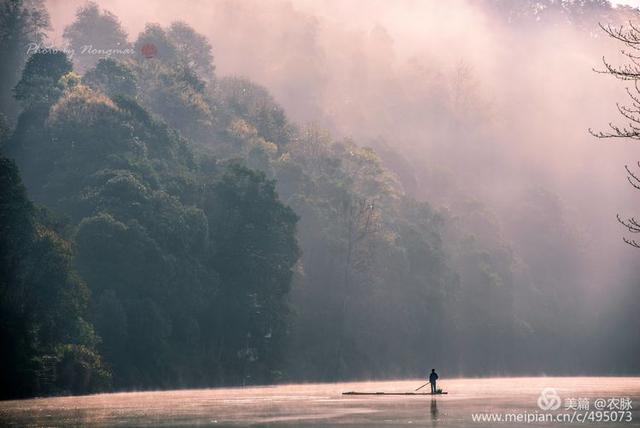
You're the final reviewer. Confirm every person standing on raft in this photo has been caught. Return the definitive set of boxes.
[429,369,439,393]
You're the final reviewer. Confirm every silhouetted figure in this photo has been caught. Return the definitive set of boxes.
[429,369,439,393]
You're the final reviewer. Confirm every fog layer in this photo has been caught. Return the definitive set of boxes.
[42,0,640,375]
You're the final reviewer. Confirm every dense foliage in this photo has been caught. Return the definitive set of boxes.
[0,0,49,120]
[0,156,109,399]
[1,0,638,399]
[3,16,300,390]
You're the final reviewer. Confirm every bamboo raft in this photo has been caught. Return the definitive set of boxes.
[342,391,448,396]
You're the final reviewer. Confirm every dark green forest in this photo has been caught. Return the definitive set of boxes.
[1,0,639,399]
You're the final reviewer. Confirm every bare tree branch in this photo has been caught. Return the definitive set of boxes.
[616,163,640,248]
[595,22,640,249]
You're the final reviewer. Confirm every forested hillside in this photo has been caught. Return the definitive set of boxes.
[1,0,639,399]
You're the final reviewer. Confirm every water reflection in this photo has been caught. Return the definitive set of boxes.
[0,377,638,427]
[430,397,439,423]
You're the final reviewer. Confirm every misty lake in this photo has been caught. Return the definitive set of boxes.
[0,377,638,427]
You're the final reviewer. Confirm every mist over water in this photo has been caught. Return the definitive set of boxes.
[1,377,639,426]
[35,0,640,375]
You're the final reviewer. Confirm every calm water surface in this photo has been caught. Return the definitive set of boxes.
[1,377,639,427]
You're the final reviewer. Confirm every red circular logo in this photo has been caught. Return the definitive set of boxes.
[140,43,157,59]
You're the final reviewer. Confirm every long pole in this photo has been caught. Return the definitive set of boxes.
[415,382,430,392]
